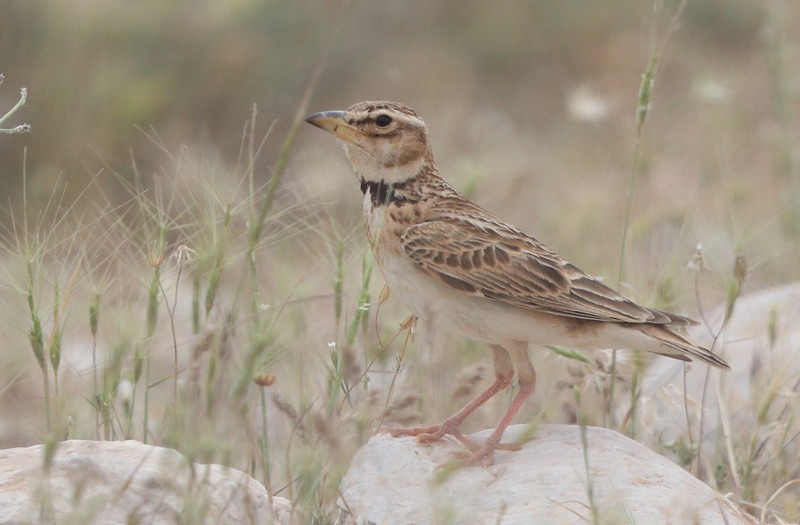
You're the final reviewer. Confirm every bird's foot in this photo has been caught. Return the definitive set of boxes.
[391,418,483,450]
[455,435,521,467]
[390,418,462,443]
[390,421,521,454]
[458,444,496,467]
[446,429,526,467]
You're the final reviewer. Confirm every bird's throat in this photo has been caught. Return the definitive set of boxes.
[360,178,411,207]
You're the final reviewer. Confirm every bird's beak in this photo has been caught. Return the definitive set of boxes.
[305,110,359,144]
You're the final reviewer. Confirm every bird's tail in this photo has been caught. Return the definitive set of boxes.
[639,325,730,370]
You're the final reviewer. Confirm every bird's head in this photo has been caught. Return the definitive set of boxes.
[305,101,432,184]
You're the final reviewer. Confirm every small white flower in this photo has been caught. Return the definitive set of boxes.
[169,244,195,266]
[694,78,730,104]
[117,379,134,405]
[688,243,706,271]
[567,86,611,122]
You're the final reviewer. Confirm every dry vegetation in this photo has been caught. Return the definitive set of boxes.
[0,1,798,523]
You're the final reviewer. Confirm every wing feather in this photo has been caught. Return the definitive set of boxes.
[401,216,688,325]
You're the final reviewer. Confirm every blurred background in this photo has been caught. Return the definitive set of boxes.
[0,0,799,519]
[1,0,797,283]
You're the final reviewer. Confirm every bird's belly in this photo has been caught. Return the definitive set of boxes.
[374,244,563,345]
[365,205,649,351]
[373,242,650,351]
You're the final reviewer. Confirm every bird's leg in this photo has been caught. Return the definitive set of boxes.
[390,344,513,448]
[462,342,536,467]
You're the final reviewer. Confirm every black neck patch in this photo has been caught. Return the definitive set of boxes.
[360,179,412,207]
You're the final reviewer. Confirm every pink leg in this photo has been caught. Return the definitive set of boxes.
[462,341,536,466]
[390,344,514,446]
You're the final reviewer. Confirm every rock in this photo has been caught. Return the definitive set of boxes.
[632,282,800,452]
[0,439,300,525]
[338,425,758,525]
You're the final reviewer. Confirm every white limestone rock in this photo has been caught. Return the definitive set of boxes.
[632,282,800,451]
[338,424,758,525]
[0,439,299,525]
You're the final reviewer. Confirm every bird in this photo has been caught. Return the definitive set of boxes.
[305,101,730,466]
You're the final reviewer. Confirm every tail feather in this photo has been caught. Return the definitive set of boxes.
[647,307,699,327]
[639,325,730,370]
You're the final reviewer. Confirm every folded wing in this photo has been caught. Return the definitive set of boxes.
[401,215,692,326]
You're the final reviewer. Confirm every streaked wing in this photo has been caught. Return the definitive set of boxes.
[401,215,688,325]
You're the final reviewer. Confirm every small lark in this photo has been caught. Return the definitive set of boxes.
[306,101,730,466]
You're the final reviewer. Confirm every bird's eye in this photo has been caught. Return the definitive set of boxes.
[375,114,393,128]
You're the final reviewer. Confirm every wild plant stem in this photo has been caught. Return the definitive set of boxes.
[609,93,647,429]
[609,0,686,429]
[90,293,100,439]
[259,387,272,491]
[42,361,51,433]
[0,86,30,133]
[576,390,599,524]
[157,263,183,404]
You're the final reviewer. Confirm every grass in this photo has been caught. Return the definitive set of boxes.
[1,2,799,524]
[0,105,427,522]
[0,74,31,135]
